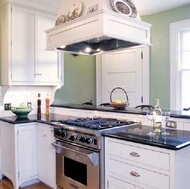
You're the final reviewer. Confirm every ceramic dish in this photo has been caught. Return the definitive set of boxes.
[11,107,32,118]
[55,15,66,26]
[66,2,83,21]
[110,0,137,18]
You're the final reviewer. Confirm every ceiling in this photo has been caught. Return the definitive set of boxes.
[134,0,190,16]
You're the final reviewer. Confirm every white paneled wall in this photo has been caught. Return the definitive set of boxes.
[2,86,59,117]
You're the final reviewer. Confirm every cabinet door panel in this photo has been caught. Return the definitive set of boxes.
[11,6,36,82]
[17,125,37,180]
[101,48,143,107]
[37,126,47,181]
[35,14,62,84]
[37,124,56,188]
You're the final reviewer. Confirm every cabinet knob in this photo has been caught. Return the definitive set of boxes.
[130,171,140,177]
[130,151,140,157]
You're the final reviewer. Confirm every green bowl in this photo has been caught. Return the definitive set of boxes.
[11,107,32,118]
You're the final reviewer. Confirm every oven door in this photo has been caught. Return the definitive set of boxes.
[52,140,100,189]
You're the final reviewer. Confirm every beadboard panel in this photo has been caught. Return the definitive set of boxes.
[0,0,61,14]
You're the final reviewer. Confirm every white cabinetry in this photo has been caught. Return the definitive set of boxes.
[37,123,56,188]
[0,121,37,189]
[105,137,190,189]
[0,4,63,86]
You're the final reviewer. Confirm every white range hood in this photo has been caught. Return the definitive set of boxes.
[46,0,151,55]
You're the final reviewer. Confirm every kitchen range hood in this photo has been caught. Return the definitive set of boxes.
[46,0,151,55]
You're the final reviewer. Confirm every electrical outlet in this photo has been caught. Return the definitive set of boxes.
[27,102,32,108]
[166,120,177,129]
[4,103,11,111]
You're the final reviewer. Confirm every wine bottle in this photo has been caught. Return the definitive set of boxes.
[153,99,162,134]
[37,93,41,119]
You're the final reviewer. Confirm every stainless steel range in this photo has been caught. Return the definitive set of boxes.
[51,117,135,189]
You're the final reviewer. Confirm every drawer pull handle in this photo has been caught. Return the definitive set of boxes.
[130,171,140,177]
[130,151,140,157]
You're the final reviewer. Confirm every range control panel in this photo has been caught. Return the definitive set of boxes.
[54,128,100,149]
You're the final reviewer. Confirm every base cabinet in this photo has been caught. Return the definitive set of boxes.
[37,123,55,188]
[105,137,190,189]
[0,121,37,189]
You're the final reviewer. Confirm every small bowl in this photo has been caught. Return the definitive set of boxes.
[11,107,32,118]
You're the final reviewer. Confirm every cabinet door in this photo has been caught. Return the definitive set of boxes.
[11,6,36,82]
[37,125,47,182]
[0,121,15,178]
[46,126,56,188]
[35,13,63,85]
[17,124,37,180]
[107,176,135,189]
[37,124,55,188]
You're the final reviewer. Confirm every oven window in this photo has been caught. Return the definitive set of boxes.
[64,157,87,186]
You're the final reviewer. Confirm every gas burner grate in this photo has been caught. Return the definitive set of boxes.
[55,117,135,130]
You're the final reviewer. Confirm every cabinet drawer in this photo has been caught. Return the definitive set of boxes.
[107,158,169,189]
[105,138,170,171]
[107,176,135,189]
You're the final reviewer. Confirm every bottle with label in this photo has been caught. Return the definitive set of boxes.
[45,94,50,116]
[153,99,162,134]
[37,93,41,119]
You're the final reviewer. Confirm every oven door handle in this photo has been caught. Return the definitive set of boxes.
[51,142,99,166]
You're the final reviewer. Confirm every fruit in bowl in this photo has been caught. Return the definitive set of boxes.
[110,99,128,110]
[113,99,126,104]
[11,103,32,118]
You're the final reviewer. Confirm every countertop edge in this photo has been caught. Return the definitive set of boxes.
[50,103,190,119]
[104,133,189,150]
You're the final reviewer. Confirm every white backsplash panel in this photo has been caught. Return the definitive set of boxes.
[2,86,58,117]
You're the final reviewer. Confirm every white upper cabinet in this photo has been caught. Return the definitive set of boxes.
[0,3,63,86]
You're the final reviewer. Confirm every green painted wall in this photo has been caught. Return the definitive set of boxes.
[142,4,190,109]
[54,5,190,108]
[54,54,96,105]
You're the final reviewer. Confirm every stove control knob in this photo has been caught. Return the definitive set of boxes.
[60,130,67,138]
[69,135,77,141]
[79,136,86,143]
[56,129,66,138]
[86,138,93,144]
[55,129,64,136]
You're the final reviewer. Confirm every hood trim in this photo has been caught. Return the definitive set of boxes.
[46,9,151,55]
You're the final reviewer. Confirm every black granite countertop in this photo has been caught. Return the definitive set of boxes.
[0,113,75,125]
[50,103,190,119]
[1,113,190,150]
[104,125,190,150]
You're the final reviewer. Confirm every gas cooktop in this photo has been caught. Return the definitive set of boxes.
[105,125,190,150]
[51,117,135,130]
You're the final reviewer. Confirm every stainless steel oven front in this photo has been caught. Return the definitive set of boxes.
[52,140,100,189]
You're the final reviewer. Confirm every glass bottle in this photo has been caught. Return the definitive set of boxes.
[37,93,41,119]
[153,99,162,134]
[45,94,50,116]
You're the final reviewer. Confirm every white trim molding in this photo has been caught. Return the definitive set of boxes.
[170,18,190,110]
